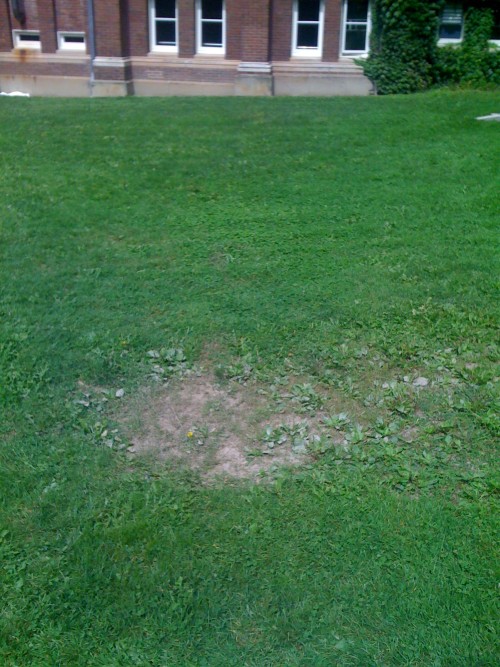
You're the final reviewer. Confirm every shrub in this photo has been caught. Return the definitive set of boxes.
[362,1,500,94]
[435,7,500,86]
[361,0,444,94]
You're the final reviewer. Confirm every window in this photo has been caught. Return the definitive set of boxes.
[150,0,178,53]
[292,0,324,57]
[58,32,86,52]
[438,4,500,46]
[197,0,225,54]
[12,30,41,50]
[342,0,371,55]
[489,7,500,45]
[438,3,463,43]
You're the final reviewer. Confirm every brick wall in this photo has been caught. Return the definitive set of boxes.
[271,0,293,61]
[10,0,40,29]
[324,0,342,61]
[1,2,344,62]
[226,0,243,60]
[0,0,89,52]
[55,0,87,32]
[0,0,349,90]
[271,0,342,62]
[0,1,13,51]
[93,0,123,58]
[0,58,87,77]
[37,0,57,53]
[127,0,149,56]
[133,63,237,83]
[241,0,271,62]
[178,0,195,57]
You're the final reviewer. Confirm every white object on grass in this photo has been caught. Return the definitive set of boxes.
[0,91,30,97]
[476,113,500,121]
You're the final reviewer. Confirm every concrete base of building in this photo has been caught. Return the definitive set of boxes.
[0,58,373,97]
[273,60,373,96]
[0,74,90,96]
[235,63,273,96]
[91,80,133,97]
[274,74,372,96]
[235,74,273,96]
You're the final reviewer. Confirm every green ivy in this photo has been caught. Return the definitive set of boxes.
[435,7,500,87]
[361,0,444,94]
[361,0,500,94]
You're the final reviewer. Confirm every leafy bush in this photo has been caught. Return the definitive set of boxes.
[435,8,500,86]
[362,0,444,94]
[362,0,500,94]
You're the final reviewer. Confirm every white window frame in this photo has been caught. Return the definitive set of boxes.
[57,32,86,52]
[149,0,178,54]
[196,0,225,55]
[292,0,325,58]
[12,30,41,50]
[341,0,371,57]
[438,3,464,45]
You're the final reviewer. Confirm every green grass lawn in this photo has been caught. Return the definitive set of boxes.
[0,91,499,666]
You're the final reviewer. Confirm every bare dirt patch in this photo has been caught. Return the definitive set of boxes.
[119,374,313,482]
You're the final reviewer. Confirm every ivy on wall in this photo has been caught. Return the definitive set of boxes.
[361,0,500,94]
[435,7,500,87]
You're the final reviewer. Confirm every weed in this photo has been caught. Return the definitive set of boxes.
[288,383,324,414]
[147,348,189,382]
[323,412,351,429]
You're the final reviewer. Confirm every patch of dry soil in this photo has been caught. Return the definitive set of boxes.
[120,374,311,482]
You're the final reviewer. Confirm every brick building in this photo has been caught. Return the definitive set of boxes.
[0,0,377,95]
[2,1,497,97]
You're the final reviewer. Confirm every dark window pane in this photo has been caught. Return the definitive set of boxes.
[297,23,319,48]
[202,22,223,46]
[347,0,369,22]
[20,34,40,42]
[345,25,367,50]
[439,24,462,39]
[298,0,320,22]
[156,21,176,45]
[65,35,84,43]
[155,0,176,19]
[202,0,223,20]
[492,9,500,40]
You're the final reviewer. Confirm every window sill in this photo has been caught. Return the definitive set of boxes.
[150,47,178,55]
[197,50,226,57]
[291,50,323,59]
